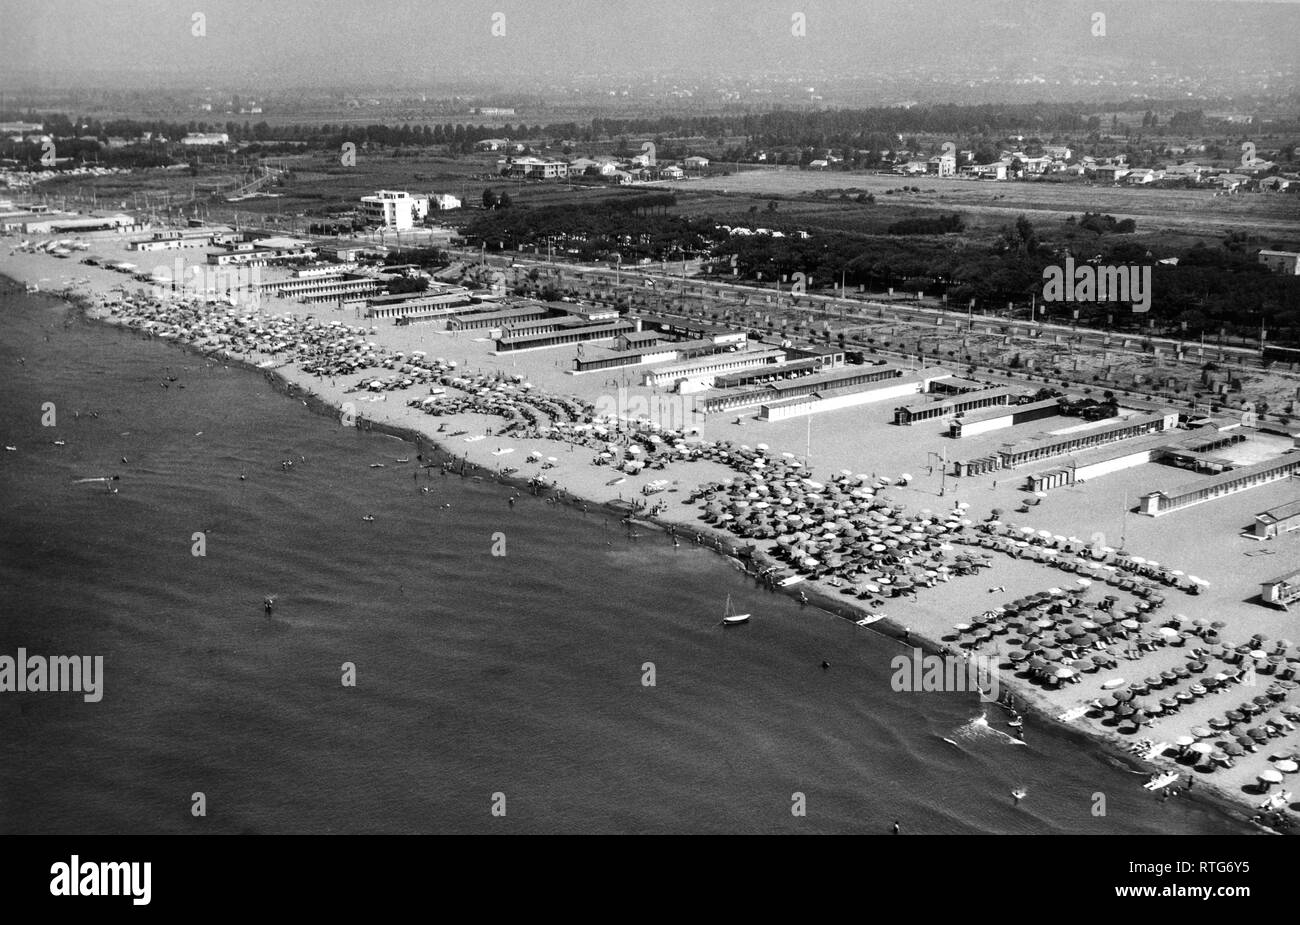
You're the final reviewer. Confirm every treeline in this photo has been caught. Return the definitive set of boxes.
[886,213,965,235]
[464,201,723,262]
[1072,212,1137,235]
[2,111,550,153]
[711,217,1300,344]
[0,136,172,168]
[13,98,1296,163]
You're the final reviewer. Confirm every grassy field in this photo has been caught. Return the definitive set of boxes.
[686,171,1300,246]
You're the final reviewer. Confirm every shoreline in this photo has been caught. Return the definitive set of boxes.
[0,269,1274,833]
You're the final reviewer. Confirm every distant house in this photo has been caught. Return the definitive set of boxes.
[657,165,685,181]
[430,193,462,211]
[807,159,829,170]
[629,153,652,168]
[1042,145,1072,161]
[927,155,956,177]
[1260,176,1295,193]
[1093,165,1130,183]
[969,162,1007,181]
[1215,174,1250,192]
[180,132,229,147]
[1239,161,1276,177]
[1125,169,1160,185]
[571,157,619,176]
[504,157,569,180]
[682,155,710,170]
[1163,163,1206,181]
[610,170,635,186]
[1258,250,1300,275]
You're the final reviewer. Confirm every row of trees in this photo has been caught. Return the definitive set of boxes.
[13,100,1296,165]
[708,215,1300,343]
[464,199,723,262]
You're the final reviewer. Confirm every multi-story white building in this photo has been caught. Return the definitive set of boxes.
[359,190,427,230]
[430,193,462,211]
[504,157,569,180]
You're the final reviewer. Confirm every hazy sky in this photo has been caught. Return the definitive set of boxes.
[1,0,1297,88]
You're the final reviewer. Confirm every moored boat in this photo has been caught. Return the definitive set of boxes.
[721,594,750,626]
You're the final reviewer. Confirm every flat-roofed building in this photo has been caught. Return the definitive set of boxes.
[349,284,473,320]
[642,349,787,391]
[446,304,552,331]
[504,157,569,180]
[949,397,1062,438]
[714,358,824,390]
[21,213,140,235]
[495,319,634,353]
[996,410,1178,470]
[894,386,1012,426]
[700,363,909,415]
[1139,451,1300,516]
[269,273,380,303]
[130,226,235,251]
[758,368,951,421]
[360,190,426,230]
[635,314,749,348]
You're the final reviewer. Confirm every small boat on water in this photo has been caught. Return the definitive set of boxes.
[721,594,750,626]
[1012,788,1027,802]
[856,614,885,626]
[369,463,385,468]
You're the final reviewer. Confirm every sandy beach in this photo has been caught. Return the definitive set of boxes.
[6,235,1298,831]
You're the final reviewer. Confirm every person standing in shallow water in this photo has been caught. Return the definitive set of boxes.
[892,820,900,834]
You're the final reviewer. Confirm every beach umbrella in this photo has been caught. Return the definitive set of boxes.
[1276,760,1299,774]
[1191,726,1213,738]
[1259,769,1284,785]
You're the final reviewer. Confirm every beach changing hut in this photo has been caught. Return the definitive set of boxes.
[1261,569,1300,610]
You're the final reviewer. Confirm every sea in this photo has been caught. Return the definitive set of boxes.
[0,288,1251,834]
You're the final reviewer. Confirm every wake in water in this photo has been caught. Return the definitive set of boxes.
[951,711,1027,747]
